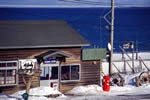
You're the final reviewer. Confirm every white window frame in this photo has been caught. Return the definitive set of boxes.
[0,61,18,87]
[61,64,81,82]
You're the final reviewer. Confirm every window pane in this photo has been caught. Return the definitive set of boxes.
[0,63,6,67]
[51,67,58,80]
[0,70,5,77]
[0,61,17,86]
[71,65,79,80]
[0,70,5,85]
[6,70,16,84]
[40,67,50,80]
[7,62,17,67]
[61,66,70,80]
[7,70,13,76]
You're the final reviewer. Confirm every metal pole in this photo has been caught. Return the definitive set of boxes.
[136,40,138,60]
[109,0,115,75]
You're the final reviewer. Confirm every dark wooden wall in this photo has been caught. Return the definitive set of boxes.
[60,61,100,93]
[0,49,44,94]
[0,47,100,94]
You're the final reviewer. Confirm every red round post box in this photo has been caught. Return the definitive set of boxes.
[103,76,110,92]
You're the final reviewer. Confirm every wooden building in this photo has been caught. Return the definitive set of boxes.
[0,20,103,94]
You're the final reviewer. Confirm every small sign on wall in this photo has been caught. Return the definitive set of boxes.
[43,57,57,64]
[19,59,37,69]
[19,59,37,75]
[123,42,130,49]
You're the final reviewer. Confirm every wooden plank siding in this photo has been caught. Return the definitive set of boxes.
[60,61,100,93]
[0,47,100,94]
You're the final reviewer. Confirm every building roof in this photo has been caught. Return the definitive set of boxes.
[35,50,71,60]
[0,20,89,49]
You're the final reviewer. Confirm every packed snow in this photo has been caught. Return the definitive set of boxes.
[66,84,150,96]
[3,86,62,100]
[13,86,62,96]
[1,84,150,100]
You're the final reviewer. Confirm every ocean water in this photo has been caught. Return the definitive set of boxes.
[0,7,150,52]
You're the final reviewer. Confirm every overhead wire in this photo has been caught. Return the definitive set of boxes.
[57,0,149,7]
[57,0,110,5]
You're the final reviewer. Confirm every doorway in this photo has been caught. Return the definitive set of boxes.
[40,64,58,89]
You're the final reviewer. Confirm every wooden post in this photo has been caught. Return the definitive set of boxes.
[100,60,103,86]
[58,61,61,91]
[123,57,126,74]
[22,74,34,100]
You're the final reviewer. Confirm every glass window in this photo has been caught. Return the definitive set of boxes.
[0,61,17,86]
[40,67,49,80]
[51,67,58,80]
[71,65,79,80]
[0,70,5,77]
[61,66,70,80]
[61,65,80,81]
[0,63,6,67]
[7,70,13,76]
[40,66,58,80]
[7,62,17,67]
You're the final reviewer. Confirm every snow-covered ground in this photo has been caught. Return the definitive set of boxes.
[1,84,150,100]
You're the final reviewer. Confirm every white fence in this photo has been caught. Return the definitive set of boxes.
[102,52,150,75]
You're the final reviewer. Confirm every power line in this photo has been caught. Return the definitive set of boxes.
[57,0,149,7]
[57,0,110,5]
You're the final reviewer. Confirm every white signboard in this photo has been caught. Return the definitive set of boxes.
[19,59,37,75]
[123,42,130,49]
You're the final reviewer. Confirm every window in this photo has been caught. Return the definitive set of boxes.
[61,65,80,81]
[51,67,58,80]
[40,67,50,80]
[40,66,58,80]
[0,61,18,86]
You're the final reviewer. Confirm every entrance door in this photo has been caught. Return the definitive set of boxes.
[40,65,58,89]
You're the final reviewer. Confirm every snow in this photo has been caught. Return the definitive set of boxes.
[6,86,62,100]
[1,84,150,100]
[13,86,61,96]
[66,84,150,97]
[66,85,102,95]
[120,72,142,85]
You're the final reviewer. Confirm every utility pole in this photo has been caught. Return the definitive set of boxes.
[109,0,115,75]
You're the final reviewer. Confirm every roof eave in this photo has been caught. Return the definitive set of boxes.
[0,44,90,50]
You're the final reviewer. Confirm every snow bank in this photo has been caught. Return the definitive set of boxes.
[2,85,150,100]
[13,86,62,96]
[66,84,150,96]
[66,85,103,95]
[29,86,61,96]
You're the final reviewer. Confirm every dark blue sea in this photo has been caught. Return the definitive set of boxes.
[0,7,150,52]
